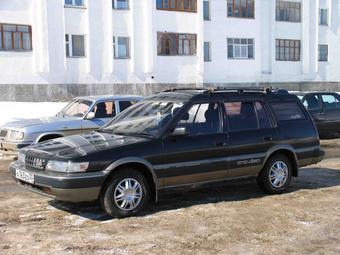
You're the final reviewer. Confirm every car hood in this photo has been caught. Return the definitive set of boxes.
[1,116,76,130]
[25,131,149,159]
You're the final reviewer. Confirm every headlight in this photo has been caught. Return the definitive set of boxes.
[18,150,26,164]
[9,130,24,141]
[46,160,89,173]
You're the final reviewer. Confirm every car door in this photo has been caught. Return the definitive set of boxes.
[223,100,276,178]
[160,102,229,188]
[302,94,325,132]
[82,100,117,132]
[320,93,340,133]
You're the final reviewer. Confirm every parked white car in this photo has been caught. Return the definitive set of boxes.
[0,95,142,152]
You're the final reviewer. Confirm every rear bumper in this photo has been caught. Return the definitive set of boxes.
[314,148,325,163]
[9,161,107,202]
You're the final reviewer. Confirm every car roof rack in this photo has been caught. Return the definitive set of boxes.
[211,87,271,93]
[212,87,290,94]
[162,87,289,95]
[163,88,209,92]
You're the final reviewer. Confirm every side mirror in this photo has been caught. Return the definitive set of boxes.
[86,112,95,120]
[170,127,187,136]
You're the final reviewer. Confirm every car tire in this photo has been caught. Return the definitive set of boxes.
[100,169,150,218]
[257,154,292,194]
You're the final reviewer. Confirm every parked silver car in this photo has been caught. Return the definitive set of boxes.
[0,95,142,152]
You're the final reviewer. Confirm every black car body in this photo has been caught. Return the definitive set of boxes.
[296,92,340,137]
[10,88,324,217]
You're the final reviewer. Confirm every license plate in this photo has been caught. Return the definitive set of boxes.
[16,169,34,184]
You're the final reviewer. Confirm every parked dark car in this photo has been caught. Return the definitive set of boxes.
[296,92,340,138]
[10,88,324,218]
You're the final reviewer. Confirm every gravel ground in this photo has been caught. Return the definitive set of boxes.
[0,145,339,255]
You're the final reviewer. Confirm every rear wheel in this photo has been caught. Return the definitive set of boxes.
[257,154,292,194]
[100,169,150,218]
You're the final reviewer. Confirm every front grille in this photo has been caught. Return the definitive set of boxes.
[25,155,47,170]
[0,129,8,138]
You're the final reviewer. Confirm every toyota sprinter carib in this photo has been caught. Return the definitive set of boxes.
[10,88,324,218]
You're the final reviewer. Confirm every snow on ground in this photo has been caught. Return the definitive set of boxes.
[0,102,67,127]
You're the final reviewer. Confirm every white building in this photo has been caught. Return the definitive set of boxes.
[0,0,339,100]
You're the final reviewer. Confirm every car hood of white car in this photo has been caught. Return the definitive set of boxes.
[1,116,78,130]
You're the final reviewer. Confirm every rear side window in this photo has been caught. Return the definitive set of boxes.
[270,102,306,121]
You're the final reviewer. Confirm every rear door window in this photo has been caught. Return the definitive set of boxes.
[270,102,306,121]
[303,95,322,111]
[255,102,271,129]
[224,101,258,132]
[119,101,136,112]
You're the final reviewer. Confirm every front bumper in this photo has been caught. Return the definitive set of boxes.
[0,140,31,152]
[9,161,107,202]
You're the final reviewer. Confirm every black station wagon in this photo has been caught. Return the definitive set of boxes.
[10,88,324,217]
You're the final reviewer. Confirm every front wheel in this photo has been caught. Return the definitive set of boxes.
[257,154,292,194]
[100,169,150,218]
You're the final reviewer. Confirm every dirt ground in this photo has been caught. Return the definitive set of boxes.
[0,142,339,255]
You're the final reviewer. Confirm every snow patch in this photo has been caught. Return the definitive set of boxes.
[65,215,89,226]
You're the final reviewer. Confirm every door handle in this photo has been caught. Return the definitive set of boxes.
[216,141,228,147]
[317,112,325,116]
[263,136,273,141]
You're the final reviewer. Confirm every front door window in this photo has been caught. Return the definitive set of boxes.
[92,101,116,119]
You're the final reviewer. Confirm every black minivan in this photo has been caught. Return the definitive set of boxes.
[297,92,340,137]
[10,88,324,217]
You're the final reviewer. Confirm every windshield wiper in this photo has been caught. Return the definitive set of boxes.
[113,132,155,139]
[97,129,113,134]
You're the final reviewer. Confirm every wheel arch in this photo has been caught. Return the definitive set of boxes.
[101,157,159,203]
[263,146,299,177]
[36,133,64,143]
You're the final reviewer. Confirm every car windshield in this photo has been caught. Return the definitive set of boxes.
[101,100,185,137]
[59,99,93,118]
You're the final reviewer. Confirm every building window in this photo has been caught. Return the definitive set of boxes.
[64,0,85,7]
[319,9,328,26]
[113,37,130,59]
[204,42,211,62]
[203,0,211,20]
[227,38,254,59]
[319,45,328,62]
[276,1,301,22]
[65,34,86,57]
[157,32,197,56]
[113,0,129,10]
[156,0,197,13]
[275,39,300,61]
[0,23,32,51]
[227,0,255,19]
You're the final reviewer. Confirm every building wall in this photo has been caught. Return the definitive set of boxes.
[0,0,340,101]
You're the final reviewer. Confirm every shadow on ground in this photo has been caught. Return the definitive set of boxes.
[48,166,340,221]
